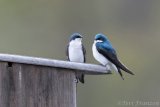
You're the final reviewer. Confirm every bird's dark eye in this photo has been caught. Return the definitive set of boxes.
[96,38,101,40]
[72,36,81,40]
[77,37,81,38]
[76,35,82,39]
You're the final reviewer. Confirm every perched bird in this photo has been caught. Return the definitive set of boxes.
[92,33,134,79]
[66,33,86,83]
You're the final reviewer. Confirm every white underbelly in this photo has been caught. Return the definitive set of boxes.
[69,47,84,63]
[92,43,109,65]
[92,43,118,72]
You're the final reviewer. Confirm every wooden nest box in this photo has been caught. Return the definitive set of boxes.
[0,54,110,107]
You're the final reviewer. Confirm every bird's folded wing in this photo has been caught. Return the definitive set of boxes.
[96,45,134,75]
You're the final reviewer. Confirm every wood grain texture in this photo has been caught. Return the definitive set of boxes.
[0,62,10,107]
[0,63,76,107]
[0,53,111,74]
[0,54,111,107]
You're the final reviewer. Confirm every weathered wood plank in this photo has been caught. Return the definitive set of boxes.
[0,53,111,107]
[0,54,110,75]
[0,62,10,107]
[0,63,76,107]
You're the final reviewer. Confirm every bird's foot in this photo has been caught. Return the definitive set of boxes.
[98,64,104,66]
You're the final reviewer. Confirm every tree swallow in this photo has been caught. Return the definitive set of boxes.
[66,33,86,83]
[92,33,134,79]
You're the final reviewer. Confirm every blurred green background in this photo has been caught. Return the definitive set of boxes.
[0,0,160,107]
